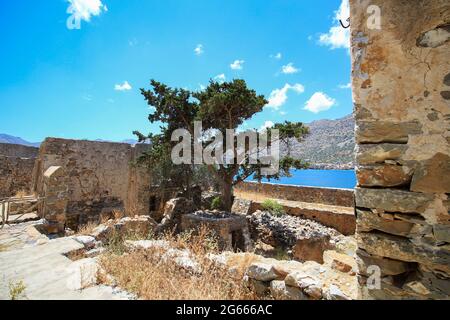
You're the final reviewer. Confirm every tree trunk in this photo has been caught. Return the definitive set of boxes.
[221,179,233,212]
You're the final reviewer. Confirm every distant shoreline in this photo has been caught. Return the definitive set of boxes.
[308,163,355,170]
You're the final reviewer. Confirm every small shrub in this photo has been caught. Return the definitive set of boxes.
[9,280,27,300]
[211,196,222,210]
[261,199,285,217]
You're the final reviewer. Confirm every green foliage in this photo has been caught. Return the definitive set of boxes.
[211,196,222,210]
[9,280,27,300]
[135,78,310,211]
[261,199,285,217]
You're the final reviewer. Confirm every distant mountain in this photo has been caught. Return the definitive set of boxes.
[0,134,138,147]
[1,115,355,166]
[282,115,355,167]
[0,134,40,147]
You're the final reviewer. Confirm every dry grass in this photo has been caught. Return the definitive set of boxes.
[99,225,258,300]
[112,209,124,220]
[14,190,29,198]
[76,221,100,236]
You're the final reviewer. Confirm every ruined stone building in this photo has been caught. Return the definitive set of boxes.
[0,0,449,300]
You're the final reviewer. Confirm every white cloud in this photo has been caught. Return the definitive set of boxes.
[270,52,282,59]
[194,44,204,55]
[281,63,299,74]
[266,83,305,110]
[66,0,106,29]
[230,60,244,70]
[114,81,132,91]
[260,121,274,132]
[338,82,352,89]
[304,92,336,113]
[279,111,287,116]
[214,74,226,83]
[318,0,350,49]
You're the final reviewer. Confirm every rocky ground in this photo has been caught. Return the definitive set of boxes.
[0,210,358,300]
[247,210,354,263]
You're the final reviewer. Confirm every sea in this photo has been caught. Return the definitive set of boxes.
[247,169,356,189]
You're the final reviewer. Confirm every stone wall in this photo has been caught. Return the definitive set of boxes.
[234,181,354,207]
[33,138,152,230]
[350,0,450,299]
[0,143,39,198]
[0,143,39,158]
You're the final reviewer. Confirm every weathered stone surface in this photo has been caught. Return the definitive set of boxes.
[118,215,156,237]
[356,249,412,276]
[156,197,195,234]
[357,209,416,237]
[323,250,356,274]
[357,232,450,273]
[285,271,323,300]
[269,280,307,300]
[355,121,422,144]
[410,153,450,193]
[246,263,280,282]
[73,235,96,249]
[33,138,152,230]
[325,284,350,300]
[293,235,333,264]
[416,25,450,48]
[356,144,408,165]
[231,198,252,215]
[0,155,36,198]
[351,0,449,299]
[433,225,450,243]
[246,278,269,297]
[355,188,434,214]
[181,210,252,251]
[66,258,99,290]
[356,164,413,187]
[247,211,341,262]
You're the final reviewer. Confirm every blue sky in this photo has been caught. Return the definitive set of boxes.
[0,0,352,143]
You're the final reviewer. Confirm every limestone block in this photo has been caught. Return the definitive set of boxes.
[246,262,280,282]
[356,249,412,276]
[269,280,307,300]
[356,164,413,187]
[355,188,434,214]
[357,232,450,274]
[74,235,96,249]
[323,250,356,274]
[292,235,333,264]
[356,144,408,165]
[246,278,270,297]
[285,271,323,300]
[356,209,415,237]
[325,284,350,300]
[410,153,450,194]
[66,258,99,290]
[355,121,422,144]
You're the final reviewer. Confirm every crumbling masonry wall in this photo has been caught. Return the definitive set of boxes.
[350,0,450,299]
[0,143,39,198]
[33,138,152,230]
